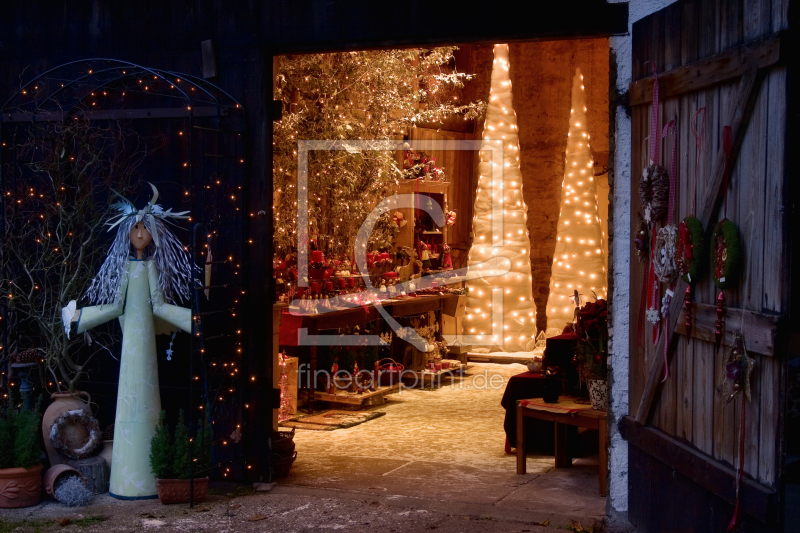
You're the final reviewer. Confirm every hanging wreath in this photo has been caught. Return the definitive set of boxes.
[711,219,740,290]
[677,216,705,283]
[49,409,102,460]
[640,164,669,223]
[653,225,679,284]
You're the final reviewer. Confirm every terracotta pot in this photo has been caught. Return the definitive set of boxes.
[43,464,84,497]
[98,440,113,477]
[0,464,43,508]
[42,391,92,467]
[155,477,209,504]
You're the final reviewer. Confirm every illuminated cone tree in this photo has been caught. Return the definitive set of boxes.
[547,68,607,331]
[465,44,537,352]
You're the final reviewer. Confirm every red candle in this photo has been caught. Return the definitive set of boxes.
[311,281,320,293]
[348,278,355,288]
[325,281,334,292]
[339,278,346,289]
[311,250,324,263]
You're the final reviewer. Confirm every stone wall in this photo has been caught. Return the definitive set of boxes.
[457,40,609,332]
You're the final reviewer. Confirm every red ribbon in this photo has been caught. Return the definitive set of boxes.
[722,125,732,219]
[661,284,673,382]
[662,120,678,225]
[649,64,660,164]
[638,265,649,347]
[648,226,659,344]
[727,393,746,531]
[691,108,706,215]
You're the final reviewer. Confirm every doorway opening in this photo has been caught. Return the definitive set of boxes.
[272,39,613,524]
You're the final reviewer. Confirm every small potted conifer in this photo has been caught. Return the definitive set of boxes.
[149,409,212,504]
[0,392,43,508]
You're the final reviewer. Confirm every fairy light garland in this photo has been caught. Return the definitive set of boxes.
[465,44,537,352]
[547,68,607,332]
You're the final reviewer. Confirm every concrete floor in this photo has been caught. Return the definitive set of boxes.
[285,362,607,528]
[1,363,607,532]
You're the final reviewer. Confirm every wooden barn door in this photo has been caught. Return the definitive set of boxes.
[624,0,790,531]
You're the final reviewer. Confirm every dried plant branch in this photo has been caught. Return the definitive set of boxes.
[1,114,160,392]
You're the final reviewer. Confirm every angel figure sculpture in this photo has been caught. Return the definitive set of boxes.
[62,185,193,499]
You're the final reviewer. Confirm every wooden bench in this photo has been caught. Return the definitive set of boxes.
[515,397,607,496]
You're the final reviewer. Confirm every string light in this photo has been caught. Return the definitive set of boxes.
[547,68,607,331]
[465,44,537,351]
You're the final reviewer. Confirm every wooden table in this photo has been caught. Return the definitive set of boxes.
[515,397,608,496]
[280,294,453,413]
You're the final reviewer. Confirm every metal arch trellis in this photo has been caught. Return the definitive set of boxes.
[0,58,248,499]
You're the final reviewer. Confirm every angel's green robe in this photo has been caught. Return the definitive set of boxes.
[77,259,191,499]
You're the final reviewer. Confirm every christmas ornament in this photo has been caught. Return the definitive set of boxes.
[393,211,407,228]
[712,126,741,346]
[640,67,668,224]
[640,164,670,224]
[719,332,754,532]
[677,108,707,340]
[653,120,679,285]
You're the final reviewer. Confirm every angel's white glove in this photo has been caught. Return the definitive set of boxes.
[62,300,77,339]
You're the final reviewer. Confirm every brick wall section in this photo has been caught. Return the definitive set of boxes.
[457,41,609,332]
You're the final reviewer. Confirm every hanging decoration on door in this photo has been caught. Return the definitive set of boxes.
[641,65,667,343]
[653,119,680,381]
[677,108,707,341]
[719,331,754,532]
[653,120,679,285]
[712,126,741,346]
[639,66,669,225]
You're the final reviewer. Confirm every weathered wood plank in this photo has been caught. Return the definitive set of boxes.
[771,0,789,31]
[736,39,769,480]
[758,355,780,486]
[663,2,683,72]
[629,104,647,414]
[628,31,784,106]
[762,67,787,315]
[635,66,763,425]
[680,0,700,66]
[758,66,788,487]
[719,0,744,50]
[694,84,717,456]
[622,416,779,524]
[674,304,779,356]
[744,0,772,41]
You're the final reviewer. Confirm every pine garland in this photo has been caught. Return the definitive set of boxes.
[712,219,741,290]
[678,215,705,283]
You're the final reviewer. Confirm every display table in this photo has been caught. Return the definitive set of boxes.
[500,371,547,453]
[515,397,607,496]
[279,294,457,413]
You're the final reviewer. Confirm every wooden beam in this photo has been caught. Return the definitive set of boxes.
[635,66,764,424]
[622,416,778,524]
[628,31,785,106]
[675,304,780,357]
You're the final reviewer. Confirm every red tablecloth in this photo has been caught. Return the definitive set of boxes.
[501,371,551,453]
